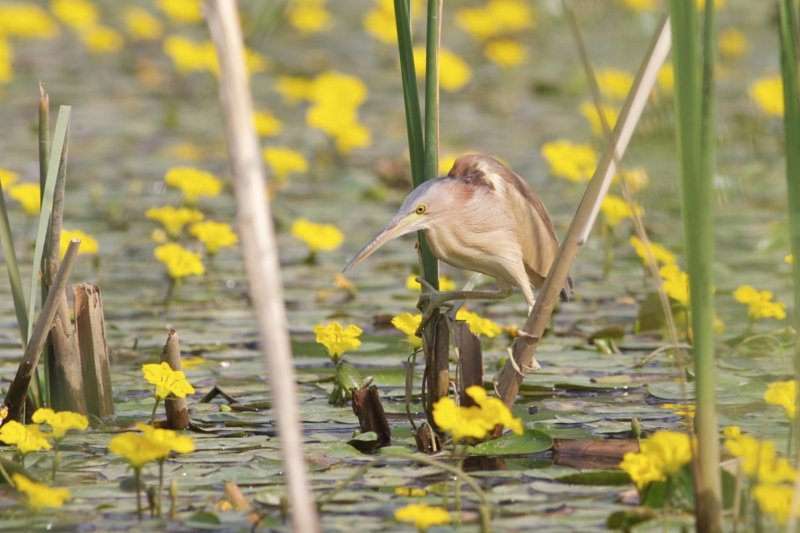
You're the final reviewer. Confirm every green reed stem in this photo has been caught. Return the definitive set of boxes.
[393,0,438,288]
[778,0,800,466]
[668,1,721,531]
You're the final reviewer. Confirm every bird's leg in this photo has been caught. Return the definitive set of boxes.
[415,277,513,334]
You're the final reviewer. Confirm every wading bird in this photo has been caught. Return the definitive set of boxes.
[345,154,571,320]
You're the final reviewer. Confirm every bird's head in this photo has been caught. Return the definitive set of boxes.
[344,179,450,271]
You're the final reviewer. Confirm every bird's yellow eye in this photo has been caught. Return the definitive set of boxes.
[415,204,427,215]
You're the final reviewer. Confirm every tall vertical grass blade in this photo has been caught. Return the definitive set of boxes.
[0,182,27,346]
[27,105,70,342]
[393,0,425,185]
[778,0,800,466]
[668,2,721,531]
[393,0,439,288]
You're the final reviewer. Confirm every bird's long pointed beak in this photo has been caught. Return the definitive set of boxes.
[343,215,416,272]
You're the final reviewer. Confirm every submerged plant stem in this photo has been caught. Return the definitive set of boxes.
[150,398,160,427]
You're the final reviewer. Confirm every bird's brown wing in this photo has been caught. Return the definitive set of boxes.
[449,154,571,297]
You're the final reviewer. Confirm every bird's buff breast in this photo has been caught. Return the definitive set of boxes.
[423,225,519,284]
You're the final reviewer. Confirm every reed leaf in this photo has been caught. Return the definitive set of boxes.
[0,182,27,346]
[27,105,70,342]
[668,1,721,530]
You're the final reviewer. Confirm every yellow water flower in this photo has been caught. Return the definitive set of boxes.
[433,385,523,441]
[142,361,195,400]
[394,487,427,497]
[657,63,674,97]
[725,430,795,485]
[620,430,693,491]
[164,166,223,205]
[0,38,10,84]
[414,47,471,92]
[109,432,170,468]
[136,423,195,454]
[733,284,786,320]
[456,308,503,338]
[308,70,368,108]
[12,474,70,510]
[363,0,422,45]
[291,218,344,253]
[287,0,332,34]
[484,39,526,68]
[601,195,641,227]
[629,236,676,266]
[8,183,41,215]
[0,167,18,188]
[60,229,99,257]
[391,312,422,348]
[313,322,362,362]
[581,101,619,136]
[333,122,371,154]
[750,76,784,117]
[719,27,747,58]
[0,420,52,454]
[659,263,689,306]
[80,25,124,54]
[405,275,457,292]
[786,254,794,264]
[753,484,797,526]
[155,0,202,23]
[253,110,283,137]
[275,75,311,104]
[51,0,98,30]
[616,167,649,192]
[641,430,692,476]
[243,48,269,74]
[0,3,58,38]
[619,451,663,490]
[31,408,88,441]
[189,221,238,255]
[540,140,597,182]
[456,0,534,41]
[146,206,204,238]
[595,68,634,102]
[263,147,309,180]
[394,503,451,531]
[621,0,657,13]
[764,380,796,419]
[154,243,205,279]
[163,36,218,75]
[124,6,163,41]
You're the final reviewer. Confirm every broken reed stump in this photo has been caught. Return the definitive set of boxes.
[161,329,189,430]
[351,385,391,448]
[46,294,86,414]
[454,321,482,407]
[74,283,114,419]
[422,314,450,423]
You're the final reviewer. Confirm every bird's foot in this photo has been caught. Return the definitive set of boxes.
[415,277,454,335]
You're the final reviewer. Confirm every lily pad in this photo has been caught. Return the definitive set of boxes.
[470,429,553,456]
